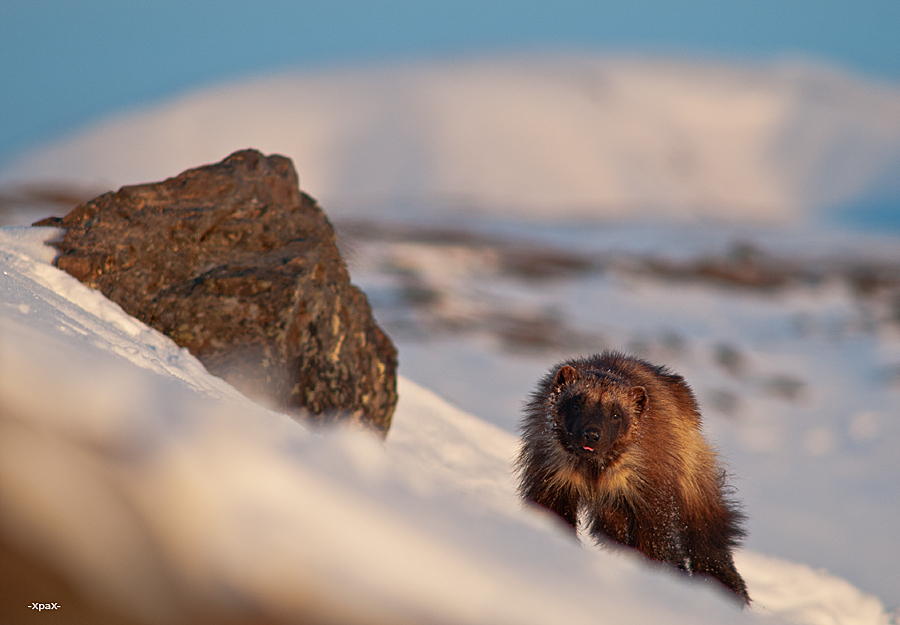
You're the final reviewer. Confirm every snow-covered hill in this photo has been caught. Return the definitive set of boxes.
[2,56,900,225]
[2,225,897,624]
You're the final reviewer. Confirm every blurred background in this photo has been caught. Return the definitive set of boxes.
[2,0,900,229]
[2,0,900,166]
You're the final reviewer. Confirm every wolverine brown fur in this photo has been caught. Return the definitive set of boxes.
[516,351,749,603]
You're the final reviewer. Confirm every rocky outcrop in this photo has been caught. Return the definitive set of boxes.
[35,149,398,434]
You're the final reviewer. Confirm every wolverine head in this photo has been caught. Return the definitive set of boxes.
[550,364,647,461]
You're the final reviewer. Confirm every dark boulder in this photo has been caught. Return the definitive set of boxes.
[35,149,398,435]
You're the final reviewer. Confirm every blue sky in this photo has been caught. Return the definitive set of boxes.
[2,1,899,168]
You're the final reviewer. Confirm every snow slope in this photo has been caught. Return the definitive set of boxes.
[3,56,900,225]
[1,225,897,624]
[340,219,900,610]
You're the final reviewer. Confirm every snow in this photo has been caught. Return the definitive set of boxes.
[2,220,898,624]
[1,54,900,623]
[348,222,900,610]
[2,56,900,226]
[0,226,751,623]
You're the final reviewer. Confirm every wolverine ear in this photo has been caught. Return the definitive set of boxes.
[554,365,578,389]
[629,386,648,414]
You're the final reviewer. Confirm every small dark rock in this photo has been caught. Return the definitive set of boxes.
[500,248,597,280]
[35,149,398,435]
[713,343,746,377]
[763,375,806,401]
[706,388,741,417]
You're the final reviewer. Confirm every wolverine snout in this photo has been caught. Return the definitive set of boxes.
[582,427,601,446]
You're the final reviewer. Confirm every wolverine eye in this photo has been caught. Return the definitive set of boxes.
[611,412,621,421]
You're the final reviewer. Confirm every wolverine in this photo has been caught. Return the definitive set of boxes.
[516,351,749,603]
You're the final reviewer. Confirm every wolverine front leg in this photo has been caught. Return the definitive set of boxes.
[588,502,633,546]
[688,546,750,604]
[594,500,687,568]
[521,479,580,530]
[682,519,750,603]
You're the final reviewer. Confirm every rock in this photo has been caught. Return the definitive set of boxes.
[34,149,398,434]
